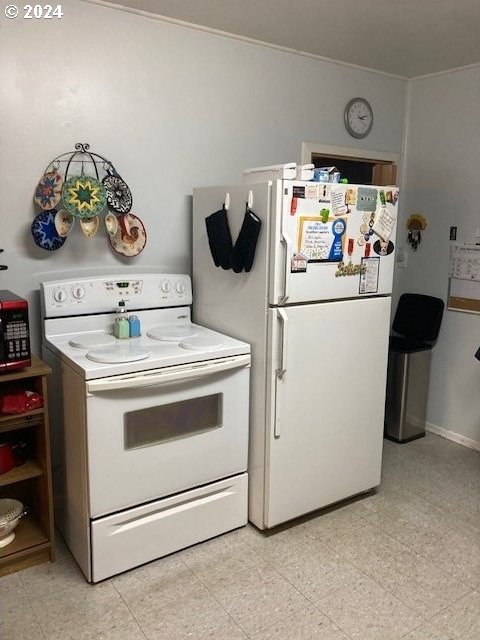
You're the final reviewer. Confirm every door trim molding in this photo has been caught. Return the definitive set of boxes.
[301,142,399,165]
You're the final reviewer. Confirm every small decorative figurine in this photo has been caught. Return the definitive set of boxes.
[406,213,427,250]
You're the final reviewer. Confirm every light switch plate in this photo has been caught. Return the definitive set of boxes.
[396,246,407,269]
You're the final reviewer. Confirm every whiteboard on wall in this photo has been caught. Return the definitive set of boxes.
[448,244,480,315]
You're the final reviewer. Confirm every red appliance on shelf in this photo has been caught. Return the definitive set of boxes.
[0,291,31,373]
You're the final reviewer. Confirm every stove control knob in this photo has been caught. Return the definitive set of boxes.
[161,281,171,293]
[72,286,86,300]
[176,282,187,294]
[53,288,67,303]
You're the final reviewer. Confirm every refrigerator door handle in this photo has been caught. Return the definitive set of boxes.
[274,374,283,438]
[274,308,288,438]
[279,230,291,304]
[276,308,288,376]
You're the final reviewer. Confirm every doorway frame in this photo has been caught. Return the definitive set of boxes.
[301,142,399,165]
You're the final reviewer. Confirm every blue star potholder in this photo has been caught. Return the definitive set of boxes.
[31,209,66,251]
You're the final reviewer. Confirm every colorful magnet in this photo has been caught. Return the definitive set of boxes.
[357,236,365,246]
[305,184,319,199]
[291,253,308,273]
[347,238,354,257]
[320,208,330,223]
[318,184,331,203]
[360,223,368,234]
[357,187,378,212]
[291,197,298,215]
[365,242,371,257]
[335,261,366,277]
[329,218,346,261]
[346,188,357,206]
[373,239,394,256]
[292,186,305,198]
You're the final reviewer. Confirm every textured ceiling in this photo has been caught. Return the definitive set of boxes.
[93,0,480,77]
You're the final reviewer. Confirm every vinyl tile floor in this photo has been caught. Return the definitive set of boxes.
[2,433,479,640]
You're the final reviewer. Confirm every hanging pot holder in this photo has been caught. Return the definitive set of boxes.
[62,174,107,219]
[31,210,66,251]
[102,170,133,214]
[34,170,63,210]
[231,207,262,273]
[108,213,147,257]
[205,206,233,270]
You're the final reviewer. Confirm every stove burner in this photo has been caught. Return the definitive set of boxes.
[147,325,198,342]
[86,345,151,364]
[179,336,226,351]
[69,333,117,349]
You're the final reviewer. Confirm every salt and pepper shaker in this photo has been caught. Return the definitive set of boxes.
[114,300,129,339]
[128,315,141,337]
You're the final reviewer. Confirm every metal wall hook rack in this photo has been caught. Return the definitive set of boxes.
[31,143,147,257]
[43,142,117,181]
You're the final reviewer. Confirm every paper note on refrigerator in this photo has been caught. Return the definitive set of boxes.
[331,188,349,217]
[372,207,396,241]
[297,217,345,262]
[359,257,380,294]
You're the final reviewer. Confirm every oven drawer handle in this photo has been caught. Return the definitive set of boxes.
[86,354,251,393]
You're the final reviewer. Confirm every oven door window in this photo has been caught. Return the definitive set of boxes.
[124,393,223,449]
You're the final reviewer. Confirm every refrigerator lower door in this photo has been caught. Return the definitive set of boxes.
[264,296,391,528]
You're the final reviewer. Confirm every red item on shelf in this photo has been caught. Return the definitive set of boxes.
[0,443,15,474]
[1,387,43,414]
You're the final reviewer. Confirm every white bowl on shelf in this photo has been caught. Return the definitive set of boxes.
[0,499,26,547]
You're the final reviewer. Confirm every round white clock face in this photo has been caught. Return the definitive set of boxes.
[344,98,373,139]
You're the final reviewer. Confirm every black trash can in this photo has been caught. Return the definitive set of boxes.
[384,294,444,443]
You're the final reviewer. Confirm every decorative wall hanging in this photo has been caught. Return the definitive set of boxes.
[406,213,427,250]
[31,143,147,257]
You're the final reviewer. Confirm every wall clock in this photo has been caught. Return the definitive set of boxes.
[344,97,374,139]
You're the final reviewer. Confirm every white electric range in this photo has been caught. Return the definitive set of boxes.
[41,273,250,582]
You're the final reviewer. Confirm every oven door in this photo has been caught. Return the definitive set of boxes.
[85,355,250,517]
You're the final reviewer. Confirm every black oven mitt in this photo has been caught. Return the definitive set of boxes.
[231,208,262,273]
[205,207,233,270]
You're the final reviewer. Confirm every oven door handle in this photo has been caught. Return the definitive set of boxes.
[86,354,251,393]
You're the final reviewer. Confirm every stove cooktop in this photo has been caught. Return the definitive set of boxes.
[44,308,249,380]
[41,274,249,380]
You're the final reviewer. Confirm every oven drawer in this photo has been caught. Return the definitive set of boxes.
[90,473,248,582]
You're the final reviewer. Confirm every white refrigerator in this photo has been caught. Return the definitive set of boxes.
[193,180,398,529]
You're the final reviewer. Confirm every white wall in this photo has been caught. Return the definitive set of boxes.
[394,66,480,445]
[0,0,406,351]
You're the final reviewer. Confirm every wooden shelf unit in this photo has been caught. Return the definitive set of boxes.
[0,356,55,575]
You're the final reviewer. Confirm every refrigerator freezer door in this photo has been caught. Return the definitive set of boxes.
[264,296,391,528]
[270,182,398,305]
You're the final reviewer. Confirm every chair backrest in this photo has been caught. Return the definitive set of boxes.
[392,294,444,343]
